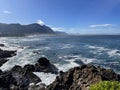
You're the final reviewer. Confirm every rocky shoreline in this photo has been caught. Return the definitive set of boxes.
[0,44,120,90]
[48,64,120,90]
[0,44,17,67]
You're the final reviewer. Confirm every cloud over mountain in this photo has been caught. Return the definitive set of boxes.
[36,20,45,26]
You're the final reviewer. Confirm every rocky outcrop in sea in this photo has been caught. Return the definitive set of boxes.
[0,44,17,66]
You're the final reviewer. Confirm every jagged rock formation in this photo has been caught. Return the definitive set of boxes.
[35,57,58,74]
[0,57,58,90]
[0,47,17,66]
[0,49,16,59]
[47,64,120,90]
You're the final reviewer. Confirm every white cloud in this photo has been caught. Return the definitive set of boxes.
[3,10,11,14]
[89,24,113,28]
[36,20,45,25]
[51,27,65,31]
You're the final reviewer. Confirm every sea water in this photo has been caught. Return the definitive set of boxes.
[0,35,120,85]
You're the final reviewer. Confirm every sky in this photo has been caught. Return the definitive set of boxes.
[0,0,120,34]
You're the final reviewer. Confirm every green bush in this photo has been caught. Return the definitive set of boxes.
[89,81,120,90]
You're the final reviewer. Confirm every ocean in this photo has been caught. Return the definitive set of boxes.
[0,35,120,85]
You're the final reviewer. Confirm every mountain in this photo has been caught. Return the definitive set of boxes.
[0,23,55,36]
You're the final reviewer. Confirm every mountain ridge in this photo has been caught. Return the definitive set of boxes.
[0,23,55,36]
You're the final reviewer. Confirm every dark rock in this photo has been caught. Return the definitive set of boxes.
[0,44,5,47]
[0,57,58,90]
[0,49,16,59]
[23,64,35,72]
[0,69,3,75]
[6,57,58,89]
[0,49,17,66]
[8,65,41,90]
[37,57,50,66]
[0,71,17,90]
[11,65,41,82]
[0,59,8,67]
[116,51,120,54]
[47,64,120,90]
[35,57,58,74]
[28,83,46,90]
[74,59,84,65]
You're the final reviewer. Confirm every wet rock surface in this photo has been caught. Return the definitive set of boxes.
[0,59,8,67]
[0,49,16,59]
[0,57,58,90]
[35,57,58,74]
[0,70,16,90]
[0,47,17,67]
[47,64,120,90]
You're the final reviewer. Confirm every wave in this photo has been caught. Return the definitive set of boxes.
[20,38,45,42]
[55,59,79,72]
[33,72,57,85]
[61,44,74,49]
[86,45,120,58]
[0,48,43,71]
[56,55,96,72]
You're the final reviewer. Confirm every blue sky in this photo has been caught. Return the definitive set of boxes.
[0,0,120,34]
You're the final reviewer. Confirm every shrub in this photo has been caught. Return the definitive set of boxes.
[89,81,120,90]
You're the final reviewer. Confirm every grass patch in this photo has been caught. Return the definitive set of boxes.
[89,81,120,90]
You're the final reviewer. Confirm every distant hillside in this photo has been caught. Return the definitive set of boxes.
[0,23,55,36]
[54,31,67,35]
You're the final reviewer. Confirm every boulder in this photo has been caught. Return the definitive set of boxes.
[0,49,16,59]
[0,44,5,47]
[37,57,50,66]
[35,57,58,74]
[47,64,120,90]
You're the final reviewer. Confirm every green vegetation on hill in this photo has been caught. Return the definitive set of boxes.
[89,81,120,90]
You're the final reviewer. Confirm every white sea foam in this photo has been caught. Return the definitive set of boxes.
[20,38,44,42]
[61,44,74,49]
[79,57,95,64]
[55,59,79,72]
[0,48,41,71]
[40,47,51,51]
[0,37,24,52]
[56,55,95,72]
[87,45,108,51]
[33,72,57,85]
[107,49,120,57]
[86,45,120,58]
